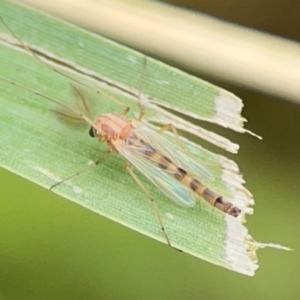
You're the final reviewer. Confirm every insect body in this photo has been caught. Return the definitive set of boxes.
[90,113,241,217]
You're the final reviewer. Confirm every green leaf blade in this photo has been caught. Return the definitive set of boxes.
[0,0,265,276]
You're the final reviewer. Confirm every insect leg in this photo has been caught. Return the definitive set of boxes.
[50,150,112,190]
[125,161,178,249]
[136,56,148,121]
[0,16,129,113]
[157,123,185,150]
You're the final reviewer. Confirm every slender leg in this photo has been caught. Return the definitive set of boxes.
[50,150,111,190]
[121,106,130,116]
[0,17,129,113]
[125,161,179,249]
[72,84,129,118]
[137,56,147,121]
[72,84,92,118]
[157,123,185,150]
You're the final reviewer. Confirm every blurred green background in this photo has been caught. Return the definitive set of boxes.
[1,1,300,299]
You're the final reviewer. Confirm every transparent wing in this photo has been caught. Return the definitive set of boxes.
[133,125,214,181]
[112,138,197,207]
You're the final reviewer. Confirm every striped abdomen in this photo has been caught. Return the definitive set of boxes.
[138,138,241,217]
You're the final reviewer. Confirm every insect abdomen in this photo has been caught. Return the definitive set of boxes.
[137,138,241,217]
[157,155,241,217]
[188,178,241,217]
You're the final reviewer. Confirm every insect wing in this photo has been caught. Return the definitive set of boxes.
[112,138,197,207]
[133,125,214,181]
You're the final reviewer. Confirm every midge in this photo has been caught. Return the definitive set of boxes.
[0,16,241,248]
[49,85,241,248]
[88,108,241,219]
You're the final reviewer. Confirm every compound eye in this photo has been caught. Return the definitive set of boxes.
[89,126,96,138]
